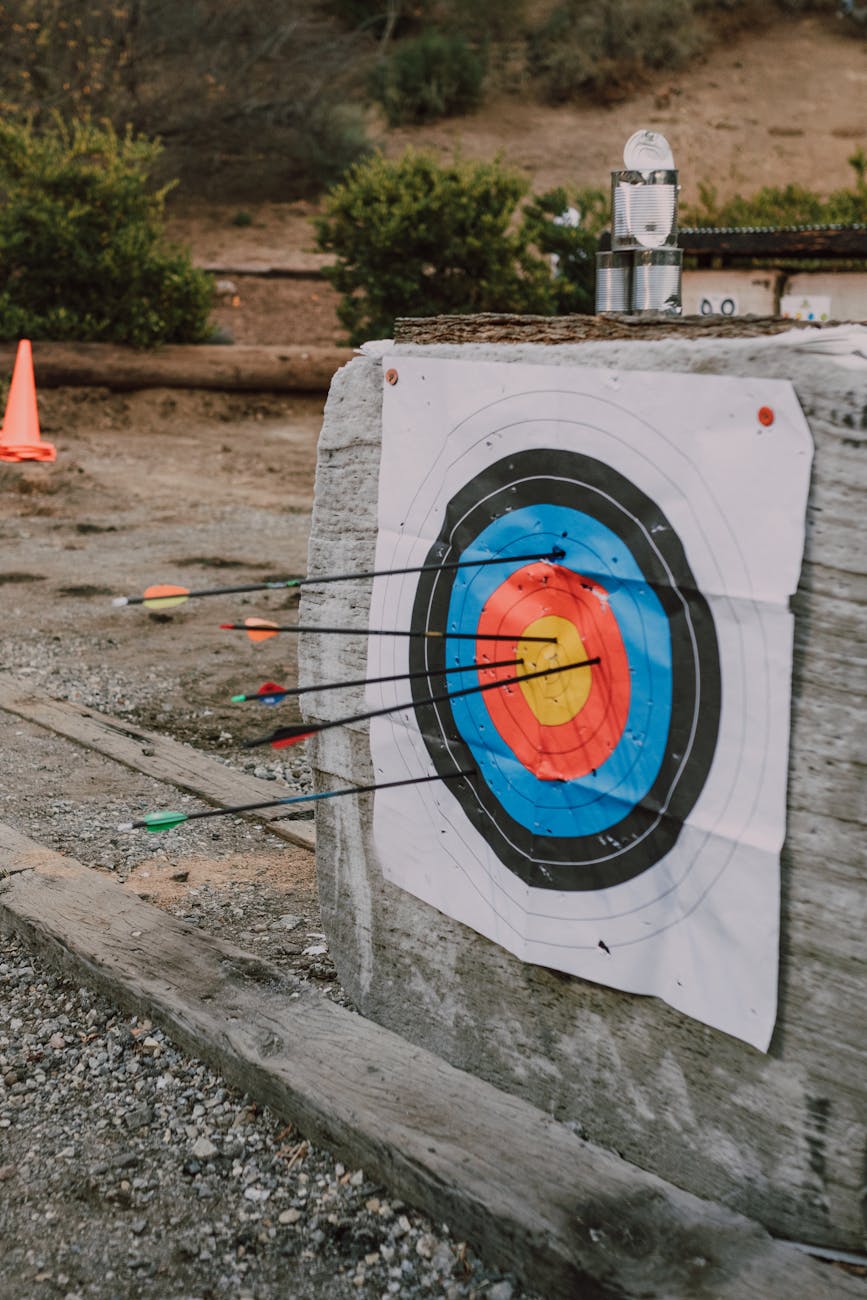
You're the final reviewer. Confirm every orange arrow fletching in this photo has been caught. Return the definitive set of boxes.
[244,618,279,643]
[142,584,191,610]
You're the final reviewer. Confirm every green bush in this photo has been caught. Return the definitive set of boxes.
[527,0,705,104]
[315,150,555,344]
[522,187,609,314]
[370,30,486,125]
[0,115,214,347]
[681,148,867,226]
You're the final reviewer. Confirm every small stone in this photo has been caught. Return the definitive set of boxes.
[0,1165,15,1181]
[487,1283,514,1300]
[276,914,303,933]
[415,1233,437,1260]
[124,1105,153,1130]
[278,1207,302,1225]
[431,1242,453,1273]
[365,1197,380,1213]
[48,1033,66,1050]
[191,1136,217,1160]
[349,1169,364,1187]
[130,1218,148,1236]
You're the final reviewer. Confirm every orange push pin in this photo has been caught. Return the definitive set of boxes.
[758,406,775,427]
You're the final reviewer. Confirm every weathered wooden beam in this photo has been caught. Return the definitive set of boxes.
[0,676,314,850]
[393,313,830,344]
[0,828,857,1300]
[0,343,352,393]
[678,227,867,260]
[198,262,328,280]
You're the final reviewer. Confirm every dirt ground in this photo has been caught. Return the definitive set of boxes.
[164,15,867,348]
[0,388,332,978]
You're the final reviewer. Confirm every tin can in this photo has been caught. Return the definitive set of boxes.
[595,251,633,314]
[611,170,679,250]
[631,249,683,314]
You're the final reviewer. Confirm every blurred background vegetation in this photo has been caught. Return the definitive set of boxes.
[0,0,864,343]
[0,0,862,200]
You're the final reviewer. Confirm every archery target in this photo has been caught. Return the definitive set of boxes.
[408,451,721,892]
[368,356,812,1049]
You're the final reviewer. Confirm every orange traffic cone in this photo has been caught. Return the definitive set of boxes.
[0,340,56,463]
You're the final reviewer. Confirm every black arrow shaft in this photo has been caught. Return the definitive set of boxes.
[236,657,522,703]
[130,769,473,828]
[124,549,564,605]
[224,625,557,643]
[249,656,601,749]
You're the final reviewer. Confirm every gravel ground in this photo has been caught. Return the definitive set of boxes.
[0,392,541,1299]
[0,933,538,1300]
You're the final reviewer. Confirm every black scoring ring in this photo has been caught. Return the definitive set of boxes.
[408,449,721,891]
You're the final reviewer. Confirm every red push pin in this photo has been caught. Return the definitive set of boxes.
[758,406,775,427]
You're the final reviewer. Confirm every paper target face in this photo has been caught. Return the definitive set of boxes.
[408,449,721,892]
[369,357,812,1050]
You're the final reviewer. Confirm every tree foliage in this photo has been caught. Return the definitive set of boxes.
[370,30,486,125]
[0,115,213,346]
[315,150,555,344]
[681,149,867,226]
[522,187,609,314]
[0,1,371,199]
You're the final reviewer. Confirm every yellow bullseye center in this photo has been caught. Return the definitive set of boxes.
[516,615,593,725]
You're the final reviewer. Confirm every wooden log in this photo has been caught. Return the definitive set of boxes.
[0,827,858,1300]
[0,342,353,393]
[0,676,314,850]
[301,327,867,1248]
[392,313,842,345]
[678,226,867,260]
[198,262,328,280]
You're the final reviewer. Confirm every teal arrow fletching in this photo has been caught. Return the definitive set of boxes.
[141,810,188,833]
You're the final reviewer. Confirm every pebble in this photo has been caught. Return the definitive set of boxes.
[1,913,539,1300]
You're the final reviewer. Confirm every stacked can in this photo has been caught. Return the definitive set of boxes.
[596,131,682,316]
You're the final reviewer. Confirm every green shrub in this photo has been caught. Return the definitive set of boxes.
[315,149,555,344]
[522,187,609,314]
[682,149,867,226]
[0,115,213,347]
[287,101,374,192]
[527,0,705,103]
[370,30,486,125]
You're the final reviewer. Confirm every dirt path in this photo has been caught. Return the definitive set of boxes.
[0,387,328,962]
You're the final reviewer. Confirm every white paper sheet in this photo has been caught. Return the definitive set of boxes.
[368,357,813,1050]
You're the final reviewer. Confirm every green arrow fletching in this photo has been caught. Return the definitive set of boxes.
[141,810,189,833]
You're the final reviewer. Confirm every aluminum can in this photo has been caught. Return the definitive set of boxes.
[595,251,633,313]
[611,170,679,250]
[631,249,683,314]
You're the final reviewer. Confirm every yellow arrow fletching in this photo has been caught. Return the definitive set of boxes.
[142,584,190,610]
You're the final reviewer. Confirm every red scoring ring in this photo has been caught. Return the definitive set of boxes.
[475,563,631,780]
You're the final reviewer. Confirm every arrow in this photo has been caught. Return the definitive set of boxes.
[231,658,522,704]
[220,619,559,645]
[247,656,601,749]
[118,769,474,833]
[112,547,566,610]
